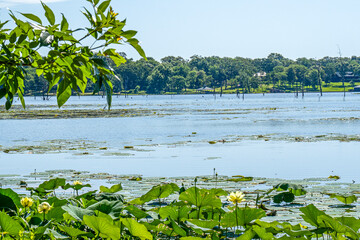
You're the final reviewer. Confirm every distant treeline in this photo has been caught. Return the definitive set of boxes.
[24,53,360,96]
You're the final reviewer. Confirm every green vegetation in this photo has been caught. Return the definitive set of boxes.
[0,0,145,110]
[14,54,360,102]
[1,177,360,239]
[1,0,360,110]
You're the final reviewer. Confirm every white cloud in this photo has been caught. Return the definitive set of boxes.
[0,0,69,8]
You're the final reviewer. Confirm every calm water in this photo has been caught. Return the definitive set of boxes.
[1,92,360,181]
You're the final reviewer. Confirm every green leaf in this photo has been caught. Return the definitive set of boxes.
[140,183,179,203]
[60,13,69,31]
[83,215,120,240]
[336,216,360,232]
[236,229,256,240]
[299,204,327,228]
[170,217,186,237]
[9,31,17,43]
[86,200,124,218]
[0,188,21,212]
[179,187,222,208]
[17,34,27,44]
[127,38,146,60]
[38,178,66,190]
[63,183,91,191]
[221,207,266,228]
[330,194,357,204]
[110,54,126,67]
[104,79,112,110]
[273,192,295,203]
[122,30,137,39]
[43,206,65,221]
[97,0,111,13]
[45,229,68,239]
[46,196,68,208]
[57,79,72,108]
[0,211,23,237]
[125,205,149,219]
[20,13,42,25]
[209,188,228,196]
[159,205,191,222]
[5,95,13,110]
[318,215,351,235]
[100,183,122,193]
[121,218,153,240]
[18,91,26,109]
[41,1,55,25]
[0,88,6,99]
[62,204,95,221]
[252,225,274,240]
[187,219,219,229]
[58,225,94,238]
[36,68,43,76]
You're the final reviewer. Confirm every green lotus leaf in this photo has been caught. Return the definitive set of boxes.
[83,215,120,240]
[179,187,221,208]
[187,219,219,229]
[0,211,23,237]
[121,218,153,240]
[221,207,266,228]
[86,200,124,218]
[0,189,21,213]
[38,178,66,190]
[125,205,149,219]
[58,225,94,238]
[273,192,295,203]
[159,205,191,222]
[330,194,357,205]
[140,183,179,203]
[299,204,328,228]
[99,183,122,193]
[62,204,94,221]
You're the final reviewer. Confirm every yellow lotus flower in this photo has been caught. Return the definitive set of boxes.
[38,202,51,214]
[227,191,245,204]
[20,197,34,208]
[300,223,308,229]
[73,180,83,185]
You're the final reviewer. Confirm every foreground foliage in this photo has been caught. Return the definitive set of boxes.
[0,178,359,239]
[0,0,145,110]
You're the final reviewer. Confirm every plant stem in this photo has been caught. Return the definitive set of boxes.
[235,203,239,230]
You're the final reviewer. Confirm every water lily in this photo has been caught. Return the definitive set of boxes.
[73,180,83,185]
[20,197,34,208]
[227,191,245,204]
[38,202,51,214]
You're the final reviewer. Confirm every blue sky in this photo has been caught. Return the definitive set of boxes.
[1,0,360,60]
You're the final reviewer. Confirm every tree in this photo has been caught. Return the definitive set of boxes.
[0,0,145,110]
[147,64,172,94]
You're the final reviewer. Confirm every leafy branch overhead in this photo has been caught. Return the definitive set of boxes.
[0,0,146,110]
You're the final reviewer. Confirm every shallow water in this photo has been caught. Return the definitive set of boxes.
[1,92,360,181]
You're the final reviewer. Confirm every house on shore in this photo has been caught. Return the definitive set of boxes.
[334,72,360,82]
[254,72,267,78]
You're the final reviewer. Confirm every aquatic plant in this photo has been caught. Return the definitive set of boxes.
[0,179,359,239]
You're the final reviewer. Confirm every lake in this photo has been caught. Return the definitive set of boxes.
[1,92,360,182]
